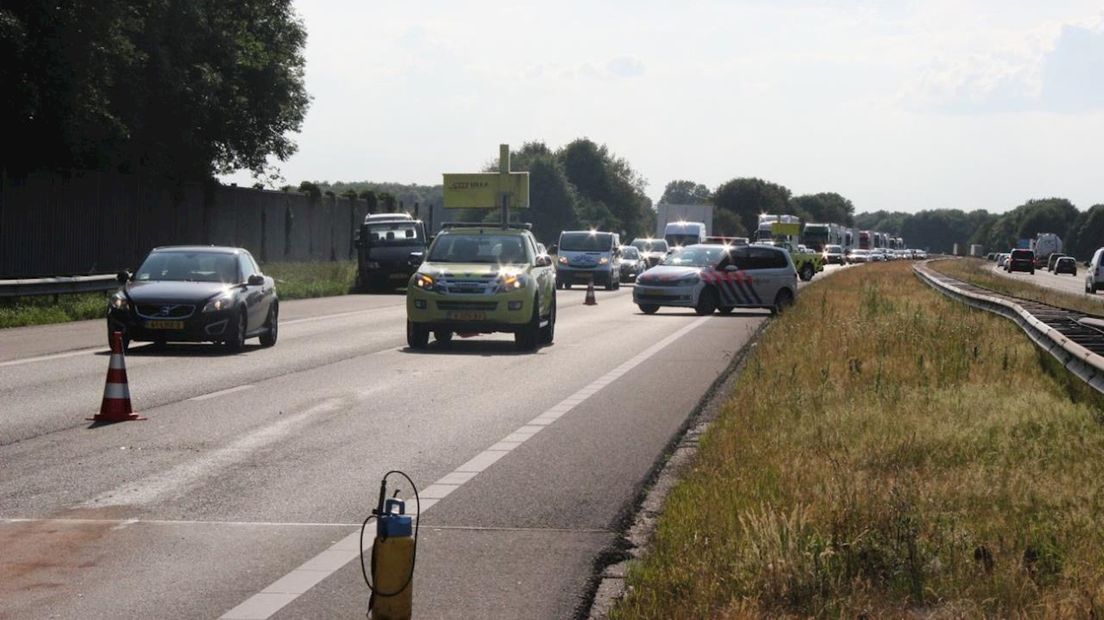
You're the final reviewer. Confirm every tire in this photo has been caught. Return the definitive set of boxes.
[639,304,659,314]
[718,306,735,315]
[1030,269,1035,275]
[225,310,247,352]
[433,329,453,345]
[515,300,541,351]
[605,275,615,291]
[539,295,556,345]
[771,289,795,316]
[695,287,718,316]
[406,320,429,349]
[799,263,815,282]
[259,303,279,347]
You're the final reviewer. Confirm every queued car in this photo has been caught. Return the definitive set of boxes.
[1006,249,1035,274]
[1045,253,1067,271]
[633,243,797,316]
[1086,248,1104,293]
[1054,256,1077,276]
[405,223,556,351]
[914,249,928,259]
[555,230,621,290]
[996,253,1010,268]
[629,238,670,268]
[107,246,279,352]
[847,249,872,263]
[619,246,646,282]
[822,244,845,265]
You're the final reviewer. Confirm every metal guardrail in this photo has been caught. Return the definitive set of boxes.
[914,261,1104,394]
[0,274,119,298]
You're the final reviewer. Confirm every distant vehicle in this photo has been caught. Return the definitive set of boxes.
[1006,249,1035,274]
[986,252,996,261]
[867,249,886,262]
[914,249,928,259]
[996,253,1010,268]
[822,244,845,265]
[406,224,555,351]
[354,213,427,291]
[108,246,279,352]
[630,238,670,267]
[633,243,797,316]
[1085,248,1104,294]
[1045,253,1067,272]
[555,230,622,290]
[1032,233,1062,268]
[663,221,707,248]
[1054,256,1077,276]
[618,246,646,282]
[848,249,871,263]
[703,235,749,246]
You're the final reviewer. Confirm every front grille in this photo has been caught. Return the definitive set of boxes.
[136,303,196,319]
[638,279,685,287]
[438,274,498,295]
[436,301,498,311]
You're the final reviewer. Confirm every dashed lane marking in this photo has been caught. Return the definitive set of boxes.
[220,315,713,620]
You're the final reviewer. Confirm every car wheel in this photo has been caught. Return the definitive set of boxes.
[515,300,541,351]
[1030,269,1035,275]
[605,275,615,291]
[695,287,718,315]
[718,306,735,315]
[638,304,659,314]
[225,310,247,352]
[799,263,814,281]
[433,329,453,345]
[407,320,429,349]
[539,295,556,345]
[259,303,279,347]
[771,289,795,315]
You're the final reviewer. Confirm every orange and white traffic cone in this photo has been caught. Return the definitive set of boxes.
[584,277,597,306]
[89,331,144,423]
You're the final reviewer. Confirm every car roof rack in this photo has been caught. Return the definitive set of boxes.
[440,222,533,231]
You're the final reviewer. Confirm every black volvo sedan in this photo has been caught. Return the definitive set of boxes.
[107,246,279,351]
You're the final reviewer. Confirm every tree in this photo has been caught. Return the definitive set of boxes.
[0,0,310,180]
[559,138,651,238]
[377,192,397,213]
[659,180,710,205]
[790,193,855,226]
[711,178,792,238]
[1064,204,1104,260]
[712,209,747,237]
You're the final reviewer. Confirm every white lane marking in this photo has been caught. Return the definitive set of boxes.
[0,308,396,369]
[0,346,105,368]
[220,315,713,619]
[189,384,255,402]
[82,398,345,508]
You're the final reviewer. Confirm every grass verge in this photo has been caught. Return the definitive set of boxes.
[932,257,1104,316]
[0,261,358,329]
[612,261,1104,618]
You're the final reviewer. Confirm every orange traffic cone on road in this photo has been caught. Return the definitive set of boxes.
[89,332,144,423]
[584,277,597,306]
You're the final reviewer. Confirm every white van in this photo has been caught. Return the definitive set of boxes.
[1085,248,1104,293]
[663,222,706,248]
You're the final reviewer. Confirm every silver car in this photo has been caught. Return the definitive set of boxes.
[633,244,797,315]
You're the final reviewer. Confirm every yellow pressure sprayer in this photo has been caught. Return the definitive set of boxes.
[360,471,420,620]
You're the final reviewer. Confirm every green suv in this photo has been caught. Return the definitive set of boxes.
[406,224,556,351]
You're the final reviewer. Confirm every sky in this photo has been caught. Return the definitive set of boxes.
[223,0,1104,214]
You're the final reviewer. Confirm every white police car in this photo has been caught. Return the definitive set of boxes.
[633,244,797,315]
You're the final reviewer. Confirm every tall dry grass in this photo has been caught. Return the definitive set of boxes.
[613,262,1104,619]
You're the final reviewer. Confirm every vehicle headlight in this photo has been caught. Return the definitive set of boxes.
[110,291,129,311]
[203,293,235,313]
[599,257,609,265]
[496,273,527,293]
[412,273,436,291]
[557,256,569,265]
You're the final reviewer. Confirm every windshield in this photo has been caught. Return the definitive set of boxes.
[665,234,702,247]
[364,222,421,245]
[136,251,239,283]
[664,246,725,268]
[428,233,530,264]
[825,245,842,253]
[621,247,640,260]
[631,239,668,253]
[560,232,614,252]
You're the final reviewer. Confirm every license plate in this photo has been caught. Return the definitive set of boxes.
[447,311,485,321]
[146,320,184,330]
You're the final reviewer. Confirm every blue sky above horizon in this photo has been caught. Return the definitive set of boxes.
[223,1,1104,214]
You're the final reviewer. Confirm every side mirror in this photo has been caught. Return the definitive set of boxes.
[535,255,553,267]
[116,270,130,283]
[409,251,425,265]
[247,274,265,286]
[548,244,558,255]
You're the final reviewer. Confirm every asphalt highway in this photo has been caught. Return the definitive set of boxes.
[0,271,830,619]
[989,259,1091,298]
